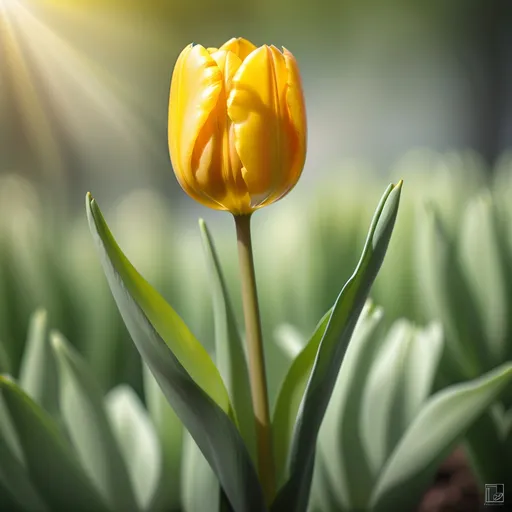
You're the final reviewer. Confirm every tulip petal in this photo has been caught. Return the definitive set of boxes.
[228,45,292,205]
[283,48,307,185]
[169,45,224,209]
[260,48,307,207]
[208,50,251,213]
[219,38,258,61]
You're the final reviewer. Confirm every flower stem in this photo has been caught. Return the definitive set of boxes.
[234,213,275,504]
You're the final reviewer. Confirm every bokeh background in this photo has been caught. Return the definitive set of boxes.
[1,0,512,399]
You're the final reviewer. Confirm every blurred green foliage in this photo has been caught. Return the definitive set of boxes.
[1,150,511,404]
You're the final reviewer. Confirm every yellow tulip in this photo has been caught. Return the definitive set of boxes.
[168,37,307,215]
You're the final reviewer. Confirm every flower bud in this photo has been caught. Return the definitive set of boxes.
[168,37,307,215]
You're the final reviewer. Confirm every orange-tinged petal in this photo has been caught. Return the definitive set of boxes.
[227,45,293,205]
[219,37,257,62]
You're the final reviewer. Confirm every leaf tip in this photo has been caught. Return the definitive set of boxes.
[32,308,48,324]
[49,330,66,353]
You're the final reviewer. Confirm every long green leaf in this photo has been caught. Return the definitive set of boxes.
[87,194,230,412]
[86,194,266,512]
[416,207,487,379]
[371,363,512,511]
[0,427,48,512]
[459,195,508,366]
[361,321,443,476]
[51,331,139,512]
[272,181,402,512]
[0,376,110,512]
[199,219,256,462]
[105,385,161,511]
[464,407,512,489]
[18,310,59,418]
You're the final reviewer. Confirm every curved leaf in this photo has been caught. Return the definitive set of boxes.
[371,363,512,511]
[86,194,266,512]
[87,194,229,413]
[18,310,59,418]
[0,427,48,512]
[51,331,139,512]
[459,194,508,366]
[105,385,161,511]
[0,376,110,512]
[316,302,383,510]
[271,180,402,512]
[199,219,256,462]
[361,321,443,475]
[416,207,486,379]
[272,309,332,487]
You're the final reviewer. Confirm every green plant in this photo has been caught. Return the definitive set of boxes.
[0,310,182,512]
[300,307,512,511]
[417,180,512,491]
[86,181,403,511]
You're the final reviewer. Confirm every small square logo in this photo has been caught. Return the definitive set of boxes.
[485,484,505,505]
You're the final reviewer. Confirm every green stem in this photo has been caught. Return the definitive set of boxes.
[234,213,275,504]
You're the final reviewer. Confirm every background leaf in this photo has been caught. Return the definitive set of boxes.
[0,376,110,512]
[360,321,443,476]
[18,310,59,418]
[370,363,512,512]
[143,364,182,512]
[105,385,161,511]
[51,331,139,512]
[181,432,221,512]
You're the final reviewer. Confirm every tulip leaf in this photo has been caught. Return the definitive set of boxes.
[181,431,221,512]
[464,407,512,489]
[51,331,139,512]
[86,194,266,512]
[272,308,332,487]
[370,363,512,512]
[316,302,383,511]
[0,421,48,512]
[416,207,487,379]
[0,340,10,374]
[361,321,443,476]
[105,385,161,511]
[0,375,110,512]
[87,194,230,413]
[199,219,256,462]
[18,309,59,418]
[273,324,306,360]
[271,181,402,512]
[459,195,508,366]
[143,364,183,512]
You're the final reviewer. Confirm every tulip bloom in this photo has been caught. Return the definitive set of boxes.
[168,37,307,215]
